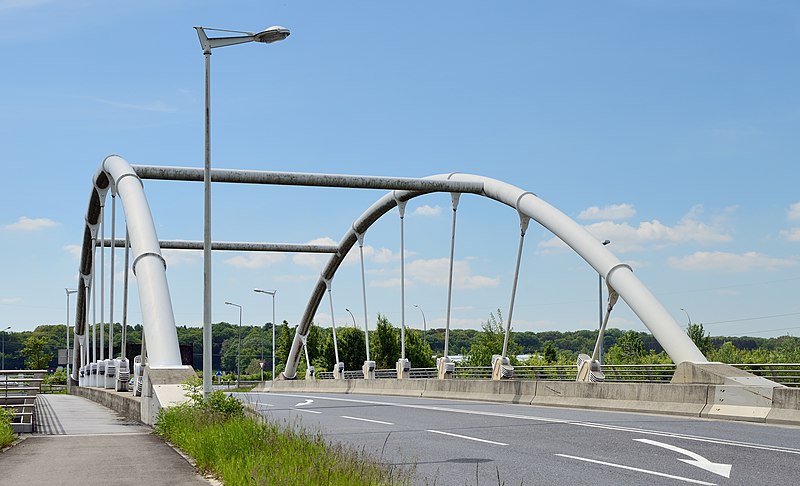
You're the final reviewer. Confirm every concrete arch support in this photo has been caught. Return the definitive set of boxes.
[285,174,705,379]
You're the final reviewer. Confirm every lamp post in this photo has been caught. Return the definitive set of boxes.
[194,25,290,399]
[224,301,243,388]
[65,288,77,380]
[413,304,427,344]
[680,308,692,328]
[253,289,276,383]
[1,326,10,370]
[598,240,610,365]
[345,308,357,328]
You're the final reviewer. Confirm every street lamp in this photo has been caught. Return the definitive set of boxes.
[345,308,357,328]
[224,301,243,388]
[680,308,692,328]
[413,304,427,344]
[65,288,77,381]
[2,326,10,370]
[598,240,610,365]
[194,25,290,399]
[253,289,276,384]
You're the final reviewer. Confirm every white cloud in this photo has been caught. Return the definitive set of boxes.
[578,203,636,221]
[413,205,442,217]
[292,237,405,271]
[162,249,202,267]
[788,202,800,221]
[540,205,731,253]
[370,278,402,288]
[224,253,286,269]
[668,251,798,272]
[64,244,82,260]
[780,228,800,242]
[292,237,338,270]
[407,258,499,289]
[4,216,59,231]
[0,297,23,305]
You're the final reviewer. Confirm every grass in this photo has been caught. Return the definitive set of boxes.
[0,408,15,449]
[155,379,410,485]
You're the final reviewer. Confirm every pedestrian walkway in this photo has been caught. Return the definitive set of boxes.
[0,394,211,485]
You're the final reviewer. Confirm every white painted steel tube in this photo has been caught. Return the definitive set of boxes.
[100,156,183,368]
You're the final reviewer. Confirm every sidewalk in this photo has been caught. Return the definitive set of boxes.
[0,394,211,485]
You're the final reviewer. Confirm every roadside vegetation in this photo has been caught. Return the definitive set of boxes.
[0,407,15,449]
[155,378,411,485]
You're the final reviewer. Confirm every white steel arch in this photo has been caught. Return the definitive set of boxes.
[73,155,183,381]
[284,173,707,378]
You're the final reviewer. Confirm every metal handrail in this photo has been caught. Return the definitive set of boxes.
[306,363,800,387]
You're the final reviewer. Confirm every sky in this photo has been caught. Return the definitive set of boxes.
[1,1,799,342]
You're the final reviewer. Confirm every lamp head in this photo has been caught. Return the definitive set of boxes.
[254,26,290,44]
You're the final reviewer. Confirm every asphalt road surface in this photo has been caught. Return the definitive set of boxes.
[236,391,800,486]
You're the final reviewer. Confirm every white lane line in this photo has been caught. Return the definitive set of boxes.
[341,415,394,425]
[295,409,322,414]
[270,393,800,456]
[427,429,508,446]
[555,454,716,486]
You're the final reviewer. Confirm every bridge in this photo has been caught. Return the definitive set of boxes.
[56,154,795,421]
[3,153,799,485]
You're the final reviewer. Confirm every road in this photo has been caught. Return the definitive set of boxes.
[236,391,800,486]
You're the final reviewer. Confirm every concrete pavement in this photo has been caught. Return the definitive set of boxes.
[0,394,212,486]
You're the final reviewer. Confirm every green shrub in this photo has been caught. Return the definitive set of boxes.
[0,407,15,448]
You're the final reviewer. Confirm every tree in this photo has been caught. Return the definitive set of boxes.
[21,335,51,370]
[543,342,557,364]
[322,326,366,370]
[405,328,435,368]
[371,314,400,369]
[687,323,714,357]
[465,310,521,366]
[605,330,645,364]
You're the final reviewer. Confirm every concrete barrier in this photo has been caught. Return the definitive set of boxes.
[71,385,142,423]
[766,387,800,426]
[422,379,536,404]
[531,381,709,417]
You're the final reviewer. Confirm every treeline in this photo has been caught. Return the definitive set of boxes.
[3,315,799,373]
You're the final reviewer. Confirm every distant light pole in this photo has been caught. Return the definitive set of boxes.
[2,326,10,370]
[195,24,290,399]
[345,308,357,328]
[598,240,611,365]
[224,301,243,388]
[253,289,276,383]
[65,288,77,380]
[680,308,692,328]
[413,304,427,344]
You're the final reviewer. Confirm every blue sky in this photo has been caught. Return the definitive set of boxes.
[1,1,799,341]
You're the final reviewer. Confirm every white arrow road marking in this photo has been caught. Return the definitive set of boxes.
[556,454,716,485]
[635,438,732,478]
[294,399,314,407]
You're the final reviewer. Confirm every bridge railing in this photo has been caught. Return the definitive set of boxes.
[310,363,800,386]
[1,369,46,433]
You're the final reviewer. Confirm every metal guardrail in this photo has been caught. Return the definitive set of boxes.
[310,363,800,387]
[1,369,46,433]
